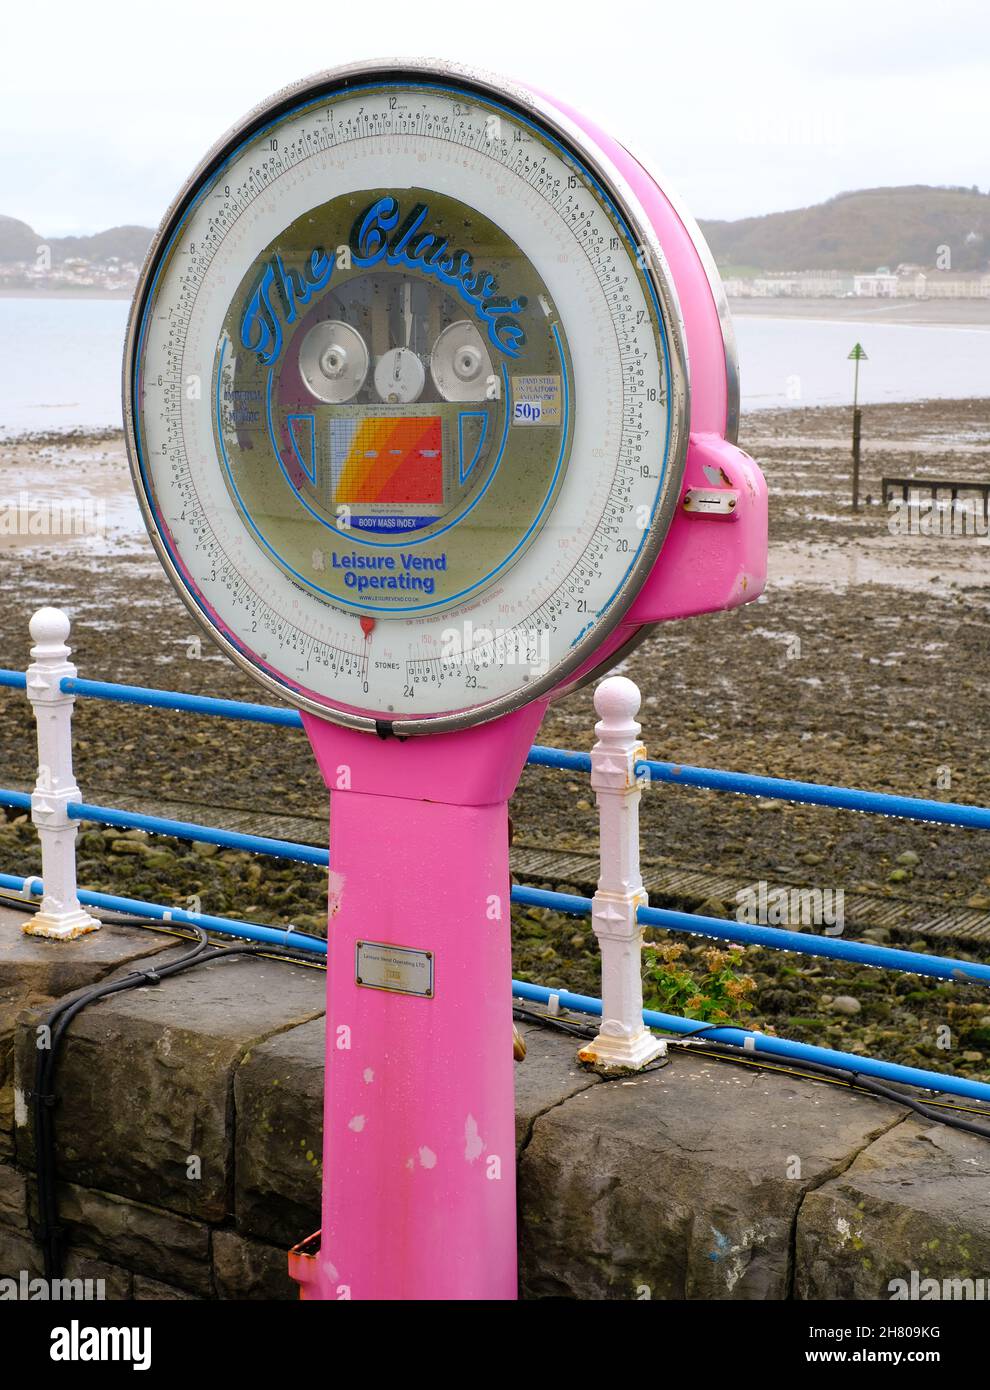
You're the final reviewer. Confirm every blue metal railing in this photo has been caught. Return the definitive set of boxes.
[6,782,987,985]
[636,758,990,831]
[0,790,328,863]
[3,665,990,1104]
[511,981,990,1104]
[0,871,324,956]
[4,775,985,986]
[510,884,990,985]
[3,667,988,828]
[3,866,989,1104]
[530,743,990,830]
[0,669,304,728]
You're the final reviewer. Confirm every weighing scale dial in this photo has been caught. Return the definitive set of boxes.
[374,346,426,404]
[125,61,696,732]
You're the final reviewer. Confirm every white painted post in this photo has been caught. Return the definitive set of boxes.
[578,676,665,1071]
[22,608,100,939]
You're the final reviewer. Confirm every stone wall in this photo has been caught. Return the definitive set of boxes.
[2,907,989,1299]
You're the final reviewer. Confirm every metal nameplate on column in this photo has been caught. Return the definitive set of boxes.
[356,940,434,998]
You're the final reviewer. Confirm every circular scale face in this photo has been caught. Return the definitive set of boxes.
[126,65,688,731]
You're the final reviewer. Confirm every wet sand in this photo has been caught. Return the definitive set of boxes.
[2,398,990,1075]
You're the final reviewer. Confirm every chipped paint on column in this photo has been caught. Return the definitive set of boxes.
[317,792,516,1297]
[464,1114,484,1162]
[296,702,544,1300]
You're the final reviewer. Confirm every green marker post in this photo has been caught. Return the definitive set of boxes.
[848,342,868,511]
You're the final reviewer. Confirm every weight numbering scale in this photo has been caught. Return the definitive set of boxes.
[124,58,768,1301]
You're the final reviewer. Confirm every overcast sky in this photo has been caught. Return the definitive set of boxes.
[3,0,988,237]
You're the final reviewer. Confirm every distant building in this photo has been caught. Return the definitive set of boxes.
[895,267,990,298]
[726,270,854,297]
[723,263,990,300]
[794,271,856,296]
[854,271,899,297]
[0,256,139,293]
[924,271,990,298]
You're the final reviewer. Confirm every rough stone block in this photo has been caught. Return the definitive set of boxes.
[796,1115,990,1299]
[234,1016,324,1245]
[0,1222,42,1280]
[518,1052,895,1300]
[132,1273,197,1300]
[0,1222,129,1298]
[0,909,171,998]
[51,1182,212,1297]
[0,1160,29,1232]
[213,1229,296,1300]
[14,949,324,1220]
[514,1020,601,1153]
[1,992,50,1154]
[62,1251,132,1300]
[0,909,169,1150]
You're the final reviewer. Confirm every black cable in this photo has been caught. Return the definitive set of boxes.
[7,885,326,1279]
[30,929,319,1280]
[513,1000,597,1040]
[512,1002,671,1078]
[33,926,207,1278]
[514,1002,990,1141]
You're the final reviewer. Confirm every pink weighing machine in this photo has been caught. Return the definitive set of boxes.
[124,59,767,1301]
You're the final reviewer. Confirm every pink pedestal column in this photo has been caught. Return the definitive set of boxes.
[289,699,548,1301]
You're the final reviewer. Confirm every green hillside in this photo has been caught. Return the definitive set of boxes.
[4,184,989,276]
[0,215,39,262]
[699,185,990,273]
[49,225,153,265]
[0,215,152,265]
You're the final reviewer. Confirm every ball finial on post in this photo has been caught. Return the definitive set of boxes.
[29,607,72,660]
[593,675,642,737]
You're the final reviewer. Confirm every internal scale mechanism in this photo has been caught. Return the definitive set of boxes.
[124,59,768,1300]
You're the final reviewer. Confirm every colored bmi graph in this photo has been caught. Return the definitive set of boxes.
[330,416,444,505]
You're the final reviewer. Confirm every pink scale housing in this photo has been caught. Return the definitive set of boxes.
[289,73,768,1302]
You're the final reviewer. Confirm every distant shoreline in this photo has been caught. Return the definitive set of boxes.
[3,396,987,452]
[2,287,987,324]
[729,296,990,328]
[0,286,133,301]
